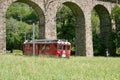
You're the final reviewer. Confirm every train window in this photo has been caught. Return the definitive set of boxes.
[63,45,67,50]
[46,44,50,50]
[40,44,45,50]
[30,44,33,48]
[58,44,62,50]
[63,45,65,50]
[67,46,70,50]
[25,44,28,48]
[26,44,31,49]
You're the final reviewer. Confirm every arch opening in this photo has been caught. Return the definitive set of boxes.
[56,2,86,56]
[5,1,45,53]
[92,4,116,56]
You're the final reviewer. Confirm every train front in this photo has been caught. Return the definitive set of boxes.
[57,40,71,58]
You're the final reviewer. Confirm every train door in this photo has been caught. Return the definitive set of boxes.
[57,44,63,56]
[66,45,71,57]
[45,44,51,55]
[62,44,67,57]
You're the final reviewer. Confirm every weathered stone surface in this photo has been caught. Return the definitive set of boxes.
[0,0,116,57]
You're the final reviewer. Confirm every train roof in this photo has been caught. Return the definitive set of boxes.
[33,39,68,42]
[23,39,71,44]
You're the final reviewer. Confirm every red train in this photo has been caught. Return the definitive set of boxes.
[23,39,71,58]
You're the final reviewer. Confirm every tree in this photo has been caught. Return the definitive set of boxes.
[6,2,38,24]
[112,4,120,54]
[6,2,39,52]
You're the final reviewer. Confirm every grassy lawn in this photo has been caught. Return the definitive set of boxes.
[0,54,120,80]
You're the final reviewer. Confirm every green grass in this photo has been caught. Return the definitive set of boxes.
[0,54,120,80]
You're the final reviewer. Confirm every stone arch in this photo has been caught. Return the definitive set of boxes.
[92,4,114,56]
[0,0,45,53]
[57,1,86,56]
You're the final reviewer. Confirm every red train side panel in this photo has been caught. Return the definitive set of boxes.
[23,39,71,58]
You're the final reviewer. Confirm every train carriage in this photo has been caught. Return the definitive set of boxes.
[23,39,71,58]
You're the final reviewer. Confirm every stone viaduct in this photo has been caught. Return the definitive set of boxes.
[0,0,117,56]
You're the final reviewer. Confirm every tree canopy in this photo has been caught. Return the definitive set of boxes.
[6,2,39,52]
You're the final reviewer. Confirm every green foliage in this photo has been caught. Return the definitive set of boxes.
[91,10,100,34]
[6,2,38,24]
[56,6,75,41]
[6,2,39,52]
[6,18,39,51]
[112,4,120,22]
[112,4,120,54]
[117,48,120,54]
[7,3,31,20]
[6,18,30,50]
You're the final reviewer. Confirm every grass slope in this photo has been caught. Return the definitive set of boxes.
[0,54,120,80]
